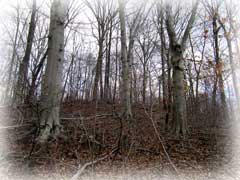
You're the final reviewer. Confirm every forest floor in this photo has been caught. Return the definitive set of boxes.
[0,102,240,180]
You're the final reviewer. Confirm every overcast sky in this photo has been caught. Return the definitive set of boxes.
[0,0,240,72]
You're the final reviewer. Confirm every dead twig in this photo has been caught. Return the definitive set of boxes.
[141,103,179,174]
[70,147,118,180]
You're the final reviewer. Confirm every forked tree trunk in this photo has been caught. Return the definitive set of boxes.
[37,0,68,142]
[165,2,198,136]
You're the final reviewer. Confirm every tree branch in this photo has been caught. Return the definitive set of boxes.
[181,1,199,50]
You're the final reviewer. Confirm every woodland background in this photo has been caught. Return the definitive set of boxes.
[0,0,240,179]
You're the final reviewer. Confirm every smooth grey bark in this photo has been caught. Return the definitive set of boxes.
[37,0,68,142]
[119,0,132,119]
[165,2,198,135]
[15,0,37,104]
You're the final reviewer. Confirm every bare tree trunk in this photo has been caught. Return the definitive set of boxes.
[142,64,147,104]
[171,49,187,135]
[166,53,172,132]
[113,30,119,102]
[214,14,226,107]
[104,20,113,102]
[165,2,198,136]
[158,76,161,106]
[26,50,47,104]
[132,64,138,103]
[15,0,37,104]
[92,38,104,101]
[159,11,168,113]
[148,64,153,105]
[37,0,68,142]
[127,29,135,105]
[119,0,132,119]
[212,13,226,126]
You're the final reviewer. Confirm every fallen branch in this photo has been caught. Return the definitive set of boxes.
[70,147,118,180]
[0,124,32,130]
[142,103,179,174]
[136,147,159,155]
[61,113,113,121]
[1,114,112,130]
[79,134,109,148]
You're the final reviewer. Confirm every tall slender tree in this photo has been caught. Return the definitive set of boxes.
[37,0,68,142]
[119,0,132,119]
[86,0,116,101]
[15,0,37,104]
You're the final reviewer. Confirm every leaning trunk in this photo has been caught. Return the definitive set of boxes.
[15,0,37,104]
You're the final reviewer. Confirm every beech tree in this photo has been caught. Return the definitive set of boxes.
[119,0,132,119]
[2,0,238,150]
[37,0,68,142]
[165,1,199,135]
